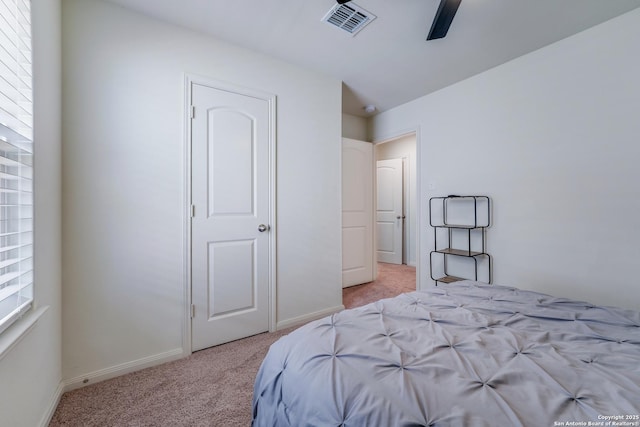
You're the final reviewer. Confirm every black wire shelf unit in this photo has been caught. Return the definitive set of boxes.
[429,195,492,285]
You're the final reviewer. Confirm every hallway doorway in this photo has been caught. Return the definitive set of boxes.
[375,133,417,267]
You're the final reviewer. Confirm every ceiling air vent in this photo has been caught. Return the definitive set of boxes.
[322,3,376,36]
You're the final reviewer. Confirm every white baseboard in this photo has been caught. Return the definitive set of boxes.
[276,305,344,330]
[38,381,64,427]
[62,347,185,392]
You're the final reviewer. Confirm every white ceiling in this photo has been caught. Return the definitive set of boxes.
[102,0,640,117]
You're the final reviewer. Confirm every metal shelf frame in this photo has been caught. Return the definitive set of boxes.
[429,195,492,285]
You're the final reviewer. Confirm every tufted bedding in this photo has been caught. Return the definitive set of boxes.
[252,281,640,427]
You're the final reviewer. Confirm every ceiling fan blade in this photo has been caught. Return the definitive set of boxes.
[427,0,462,40]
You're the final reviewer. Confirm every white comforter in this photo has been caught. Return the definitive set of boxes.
[253,281,640,426]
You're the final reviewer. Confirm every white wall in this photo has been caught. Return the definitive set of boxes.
[375,134,417,267]
[62,0,342,384]
[371,9,640,310]
[0,0,63,426]
[342,113,369,141]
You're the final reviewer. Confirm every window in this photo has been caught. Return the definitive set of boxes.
[0,0,33,334]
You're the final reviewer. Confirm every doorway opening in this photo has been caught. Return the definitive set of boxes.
[374,132,417,268]
[340,131,419,294]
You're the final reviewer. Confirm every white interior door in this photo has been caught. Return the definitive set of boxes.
[376,158,403,264]
[342,138,374,287]
[190,81,273,351]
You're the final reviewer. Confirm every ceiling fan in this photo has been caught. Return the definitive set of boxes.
[336,0,462,40]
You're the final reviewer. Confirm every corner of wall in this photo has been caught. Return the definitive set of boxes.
[341,113,369,141]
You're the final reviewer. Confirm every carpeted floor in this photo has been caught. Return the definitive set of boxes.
[49,263,416,426]
[343,262,416,308]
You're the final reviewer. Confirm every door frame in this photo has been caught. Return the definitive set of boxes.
[182,74,277,354]
[373,127,421,290]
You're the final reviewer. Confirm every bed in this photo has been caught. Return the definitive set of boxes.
[252,281,640,426]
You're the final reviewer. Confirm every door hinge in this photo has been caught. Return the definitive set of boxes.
[190,204,195,218]
[190,105,195,119]
[190,304,195,318]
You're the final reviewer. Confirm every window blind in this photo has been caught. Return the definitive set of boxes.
[0,0,33,334]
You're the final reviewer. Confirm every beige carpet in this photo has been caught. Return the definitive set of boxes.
[50,263,416,426]
[343,262,417,308]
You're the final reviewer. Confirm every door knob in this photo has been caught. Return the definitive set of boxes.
[258,224,270,232]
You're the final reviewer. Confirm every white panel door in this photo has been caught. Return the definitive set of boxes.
[342,138,374,287]
[191,82,273,351]
[376,158,403,264]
